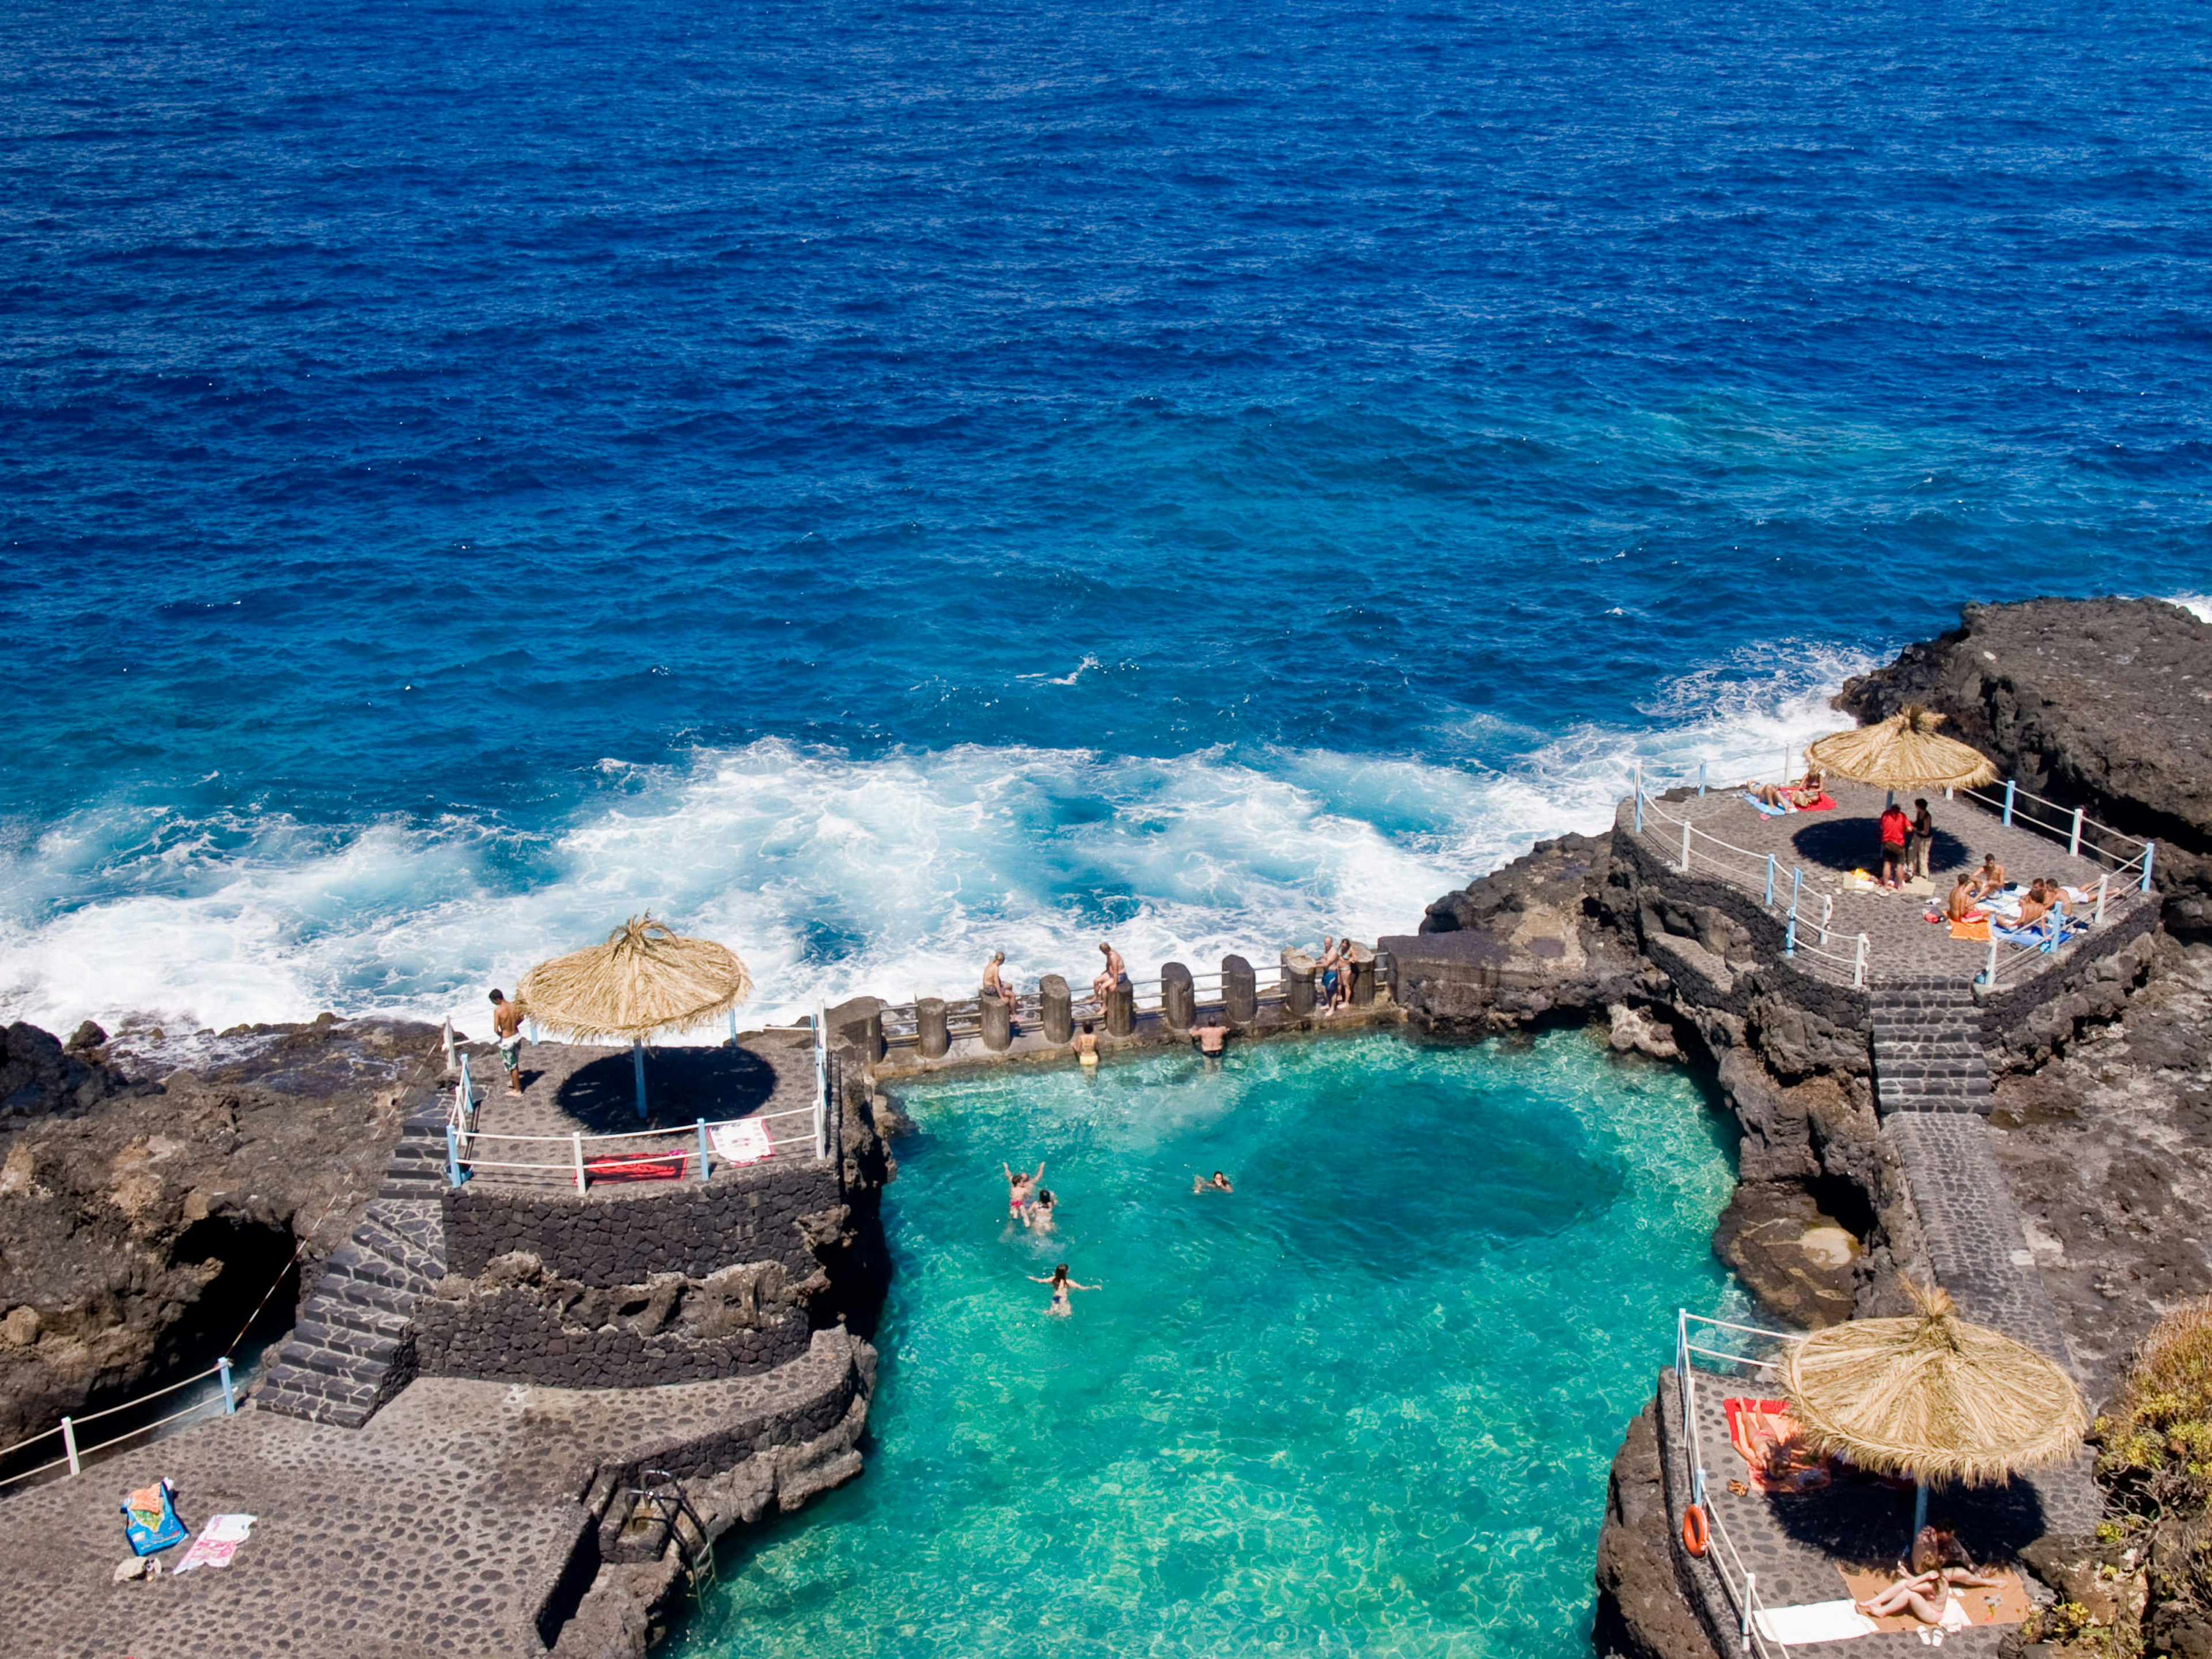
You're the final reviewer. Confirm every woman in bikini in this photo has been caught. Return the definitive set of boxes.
[1003,1160,1044,1225]
[1073,1021,1100,1071]
[1030,1262,1099,1317]
[1028,1188,1057,1234]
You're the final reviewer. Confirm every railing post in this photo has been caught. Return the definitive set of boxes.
[696,1119,710,1183]
[2096,873,2109,925]
[729,1008,738,1047]
[2002,778,2016,826]
[1819,894,1832,945]
[1783,915,1797,957]
[1985,933,1998,985]
[1679,819,1691,874]
[1852,933,1867,988]
[1763,853,1775,908]
[2069,806,2084,857]
[446,1123,465,1188]
[442,1017,456,1075]
[218,1356,236,1415]
[1633,760,1643,832]
[813,1002,829,1162]
[2143,840,2157,893]
[60,1416,78,1479]
[1699,759,1707,797]
[572,1132,586,1194]
[1742,1572,1757,1652]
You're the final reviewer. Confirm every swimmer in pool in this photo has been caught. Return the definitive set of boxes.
[1073,1021,1100,1070]
[1028,1188,1057,1234]
[1191,1170,1233,1194]
[1003,1160,1044,1224]
[1030,1262,1099,1317]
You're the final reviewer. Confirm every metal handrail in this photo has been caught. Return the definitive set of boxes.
[1676,1310,1797,1658]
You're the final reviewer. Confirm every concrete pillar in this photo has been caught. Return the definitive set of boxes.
[1039,975,1073,1044]
[916,997,949,1059]
[1161,962,1194,1031]
[1222,955,1256,1025]
[1283,960,1315,1017]
[1348,952,1374,1007]
[1105,980,1135,1037]
[827,996,885,1064]
[980,995,1012,1051]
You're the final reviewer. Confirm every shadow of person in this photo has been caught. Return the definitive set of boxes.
[554,1044,779,1132]
[1791,819,1971,876]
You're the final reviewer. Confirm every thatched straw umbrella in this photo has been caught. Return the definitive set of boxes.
[517,915,753,1118]
[1805,704,1999,798]
[1782,1283,2086,1535]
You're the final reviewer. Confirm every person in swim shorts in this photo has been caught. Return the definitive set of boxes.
[1193,1013,1230,1058]
[1073,1021,1100,1070]
[982,950,1020,1031]
[489,988,525,1097]
[1004,1160,1044,1224]
[1092,941,1127,1006]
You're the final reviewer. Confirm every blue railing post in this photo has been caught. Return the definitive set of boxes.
[2143,841,2157,893]
[1790,866,1802,911]
[446,1123,465,1188]
[218,1356,236,1415]
[2002,778,2016,826]
[1698,760,1707,797]
[696,1119,710,1183]
[1633,761,1644,832]
[1764,853,1775,907]
[1784,915,1797,957]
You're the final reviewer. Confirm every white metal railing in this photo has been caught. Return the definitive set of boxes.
[1976,881,2113,991]
[0,1358,241,1494]
[449,1095,821,1192]
[1957,780,2156,888]
[1675,1310,1797,1659]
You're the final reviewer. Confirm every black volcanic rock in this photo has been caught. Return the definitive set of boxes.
[1836,598,2212,931]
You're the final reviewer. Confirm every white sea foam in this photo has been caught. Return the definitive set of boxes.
[0,646,1873,1039]
[2169,593,2212,624]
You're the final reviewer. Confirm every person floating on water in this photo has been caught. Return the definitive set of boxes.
[1191,1170,1233,1194]
[1004,1160,1044,1225]
[1030,1262,1099,1317]
[488,988,526,1097]
[1073,1020,1100,1070]
[1028,1187,1057,1234]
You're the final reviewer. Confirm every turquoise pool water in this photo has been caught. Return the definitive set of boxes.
[681,1030,1740,1659]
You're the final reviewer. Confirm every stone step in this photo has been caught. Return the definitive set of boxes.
[322,1244,435,1302]
[354,1215,446,1282]
[319,1298,412,1344]
[276,1338,379,1385]
[255,1369,375,1430]
[1880,1079,1993,1102]
[292,1317,403,1371]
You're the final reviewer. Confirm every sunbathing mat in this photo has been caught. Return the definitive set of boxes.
[1950,919,1992,941]
[1839,1569,2036,1636]
[709,1117,777,1166]
[1753,1600,1880,1646]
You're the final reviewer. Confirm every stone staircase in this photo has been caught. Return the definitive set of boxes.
[256,1099,451,1429]
[1869,978,1991,1115]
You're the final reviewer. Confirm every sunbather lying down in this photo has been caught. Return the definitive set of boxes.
[1746,769,1825,809]
[1857,1527,2000,1623]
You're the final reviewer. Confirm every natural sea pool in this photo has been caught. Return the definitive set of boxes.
[680,1029,1740,1659]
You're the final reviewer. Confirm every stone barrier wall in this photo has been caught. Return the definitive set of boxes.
[1978,892,2160,1070]
[415,1291,809,1389]
[444,1160,842,1287]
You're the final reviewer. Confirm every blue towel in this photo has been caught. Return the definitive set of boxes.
[1741,792,1786,817]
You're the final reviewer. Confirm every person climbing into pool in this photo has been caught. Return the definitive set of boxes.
[1073,1020,1100,1070]
[1028,1188,1057,1234]
[1004,1160,1044,1224]
[1191,1170,1233,1194]
[1030,1262,1099,1317]
[1091,940,1127,1007]
[1193,1012,1230,1059]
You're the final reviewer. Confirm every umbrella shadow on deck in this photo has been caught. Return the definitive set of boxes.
[554,1046,781,1134]
[1758,1471,2050,1572]
[1791,820,1972,877]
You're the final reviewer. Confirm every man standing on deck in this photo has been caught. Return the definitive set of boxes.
[1878,800,1911,890]
[489,988,526,1097]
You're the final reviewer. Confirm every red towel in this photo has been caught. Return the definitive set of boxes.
[584,1151,689,1183]
[1724,1396,1832,1493]
[1802,794,1837,811]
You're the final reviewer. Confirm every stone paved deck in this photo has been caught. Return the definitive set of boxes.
[462,1035,818,1191]
[0,1328,863,1659]
[1624,779,2146,983]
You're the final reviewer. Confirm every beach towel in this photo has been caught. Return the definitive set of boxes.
[121,1479,188,1557]
[709,1118,776,1166]
[1743,793,1787,817]
[1838,1569,2035,1636]
[1753,1600,1880,1646]
[173,1513,255,1574]
[1725,1397,1831,1493]
[1799,794,1838,812]
[1950,918,1991,942]
[584,1150,688,1182]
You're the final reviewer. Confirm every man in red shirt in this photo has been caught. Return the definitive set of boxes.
[1878,801,1911,889]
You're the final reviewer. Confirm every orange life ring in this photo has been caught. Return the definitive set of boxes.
[1681,1503,1710,1558]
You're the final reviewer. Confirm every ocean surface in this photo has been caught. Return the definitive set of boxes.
[676,1031,1740,1659]
[4,0,2211,1034]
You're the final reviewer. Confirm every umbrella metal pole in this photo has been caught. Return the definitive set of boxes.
[1912,1478,1927,1537]
[632,1037,647,1120]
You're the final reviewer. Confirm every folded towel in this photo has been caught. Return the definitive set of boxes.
[1753,1601,1880,1646]
[709,1118,777,1166]
[1950,919,1991,941]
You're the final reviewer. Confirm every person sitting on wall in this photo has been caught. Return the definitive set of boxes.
[1092,941,1127,1006]
[1878,800,1912,889]
[1967,853,2006,899]
[982,950,1021,1032]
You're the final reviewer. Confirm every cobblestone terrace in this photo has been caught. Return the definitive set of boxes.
[1620,779,2147,983]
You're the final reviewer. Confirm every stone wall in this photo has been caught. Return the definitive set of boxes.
[444,1160,843,1288]
[1978,895,2160,1071]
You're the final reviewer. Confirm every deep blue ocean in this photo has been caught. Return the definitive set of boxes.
[4,0,2210,1035]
